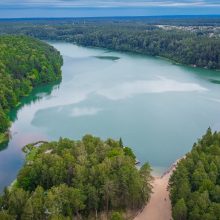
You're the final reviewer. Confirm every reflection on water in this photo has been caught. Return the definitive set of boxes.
[9,80,61,123]
[0,81,61,191]
[1,42,220,191]
[0,139,9,152]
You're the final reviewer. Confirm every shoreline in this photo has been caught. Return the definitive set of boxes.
[134,157,185,220]
[48,40,220,72]
[68,41,220,72]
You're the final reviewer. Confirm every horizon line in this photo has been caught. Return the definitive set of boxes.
[1,14,220,20]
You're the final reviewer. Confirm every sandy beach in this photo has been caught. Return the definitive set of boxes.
[134,159,183,220]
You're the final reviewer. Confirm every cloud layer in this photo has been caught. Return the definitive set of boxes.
[1,0,220,8]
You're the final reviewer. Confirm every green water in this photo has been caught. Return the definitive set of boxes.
[1,42,220,190]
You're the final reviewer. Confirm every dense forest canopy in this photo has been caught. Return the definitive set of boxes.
[0,136,152,219]
[169,128,220,220]
[0,17,220,70]
[0,35,63,143]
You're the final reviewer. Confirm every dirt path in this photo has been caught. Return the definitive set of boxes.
[134,159,183,220]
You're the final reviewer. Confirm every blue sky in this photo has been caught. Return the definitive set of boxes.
[0,0,220,18]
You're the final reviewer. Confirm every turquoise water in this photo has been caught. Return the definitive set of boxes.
[1,42,220,190]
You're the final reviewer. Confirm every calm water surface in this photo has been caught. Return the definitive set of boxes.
[1,42,220,190]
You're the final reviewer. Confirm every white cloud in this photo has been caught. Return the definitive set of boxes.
[0,0,219,8]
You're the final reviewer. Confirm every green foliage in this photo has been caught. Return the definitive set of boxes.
[0,107,9,133]
[0,35,63,141]
[119,138,123,148]
[8,188,29,220]
[73,28,220,70]
[0,211,13,220]
[170,128,220,220]
[111,211,124,220]
[173,199,187,220]
[0,135,152,219]
[123,147,136,160]
[0,132,9,145]
[1,20,219,70]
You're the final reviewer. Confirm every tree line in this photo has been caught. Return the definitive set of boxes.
[0,35,63,143]
[0,135,152,219]
[0,20,219,70]
[169,128,220,220]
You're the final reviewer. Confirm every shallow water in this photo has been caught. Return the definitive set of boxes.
[1,42,220,191]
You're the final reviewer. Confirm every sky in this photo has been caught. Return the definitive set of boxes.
[0,0,220,18]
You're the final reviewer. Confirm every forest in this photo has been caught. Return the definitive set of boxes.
[169,128,220,220]
[0,18,220,219]
[0,35,63,144]
[0,135,152,219]
[0,18,220,70]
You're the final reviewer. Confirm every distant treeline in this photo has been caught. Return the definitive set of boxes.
[0,35,63,142]
[169,128,220,220]
[1,15,220,26]
[0,135,152,219]
[0,19,219,70]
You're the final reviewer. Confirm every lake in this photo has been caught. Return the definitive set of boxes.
[1,42,220,191]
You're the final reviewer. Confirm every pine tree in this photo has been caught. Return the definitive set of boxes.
[173,198,187,220]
